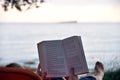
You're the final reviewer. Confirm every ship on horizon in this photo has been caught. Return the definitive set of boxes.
[59,20,77,23]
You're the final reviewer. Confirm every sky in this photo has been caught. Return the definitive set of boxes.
[0,0,120,23]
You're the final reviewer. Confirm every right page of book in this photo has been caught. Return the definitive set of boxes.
[63,36,89,75]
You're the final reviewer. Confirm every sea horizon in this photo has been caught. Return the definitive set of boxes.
[0,22,120,71]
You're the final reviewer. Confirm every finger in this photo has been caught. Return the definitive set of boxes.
[65,77,69,80]
[71,67,74,75]
[38,63,41,69]
[43,72,47,78]
[37,63,42,75]
[37,69,42,76]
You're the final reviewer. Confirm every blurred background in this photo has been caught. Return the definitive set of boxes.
[0,0,120,73]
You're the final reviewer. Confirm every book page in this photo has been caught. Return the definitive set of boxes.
[38,40,68,77]
[63,36,88,75]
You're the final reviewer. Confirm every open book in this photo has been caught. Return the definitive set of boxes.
[37,36,88,77]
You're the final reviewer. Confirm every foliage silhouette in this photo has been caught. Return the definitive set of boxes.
[1,0,44,11]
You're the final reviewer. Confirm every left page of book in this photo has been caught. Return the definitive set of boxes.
[37,40,68,77]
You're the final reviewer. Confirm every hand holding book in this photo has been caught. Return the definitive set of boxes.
[37,63,78,80]
[66,68,78,80]
[37,36,88,77]
[37,63,50,80]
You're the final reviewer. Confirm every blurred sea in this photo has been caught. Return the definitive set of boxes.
[0,23,120,71]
